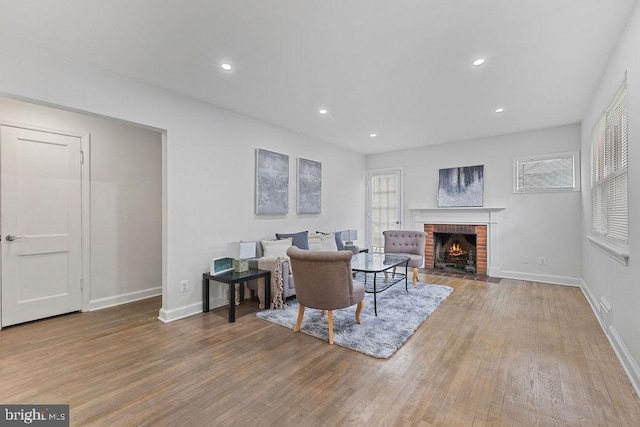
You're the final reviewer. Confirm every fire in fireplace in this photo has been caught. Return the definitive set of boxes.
[434,232,477,274]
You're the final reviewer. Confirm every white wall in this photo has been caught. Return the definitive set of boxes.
[580,1,640,393]
[0,34,366,322]
[367,124,583,284]
[0,96,163,310]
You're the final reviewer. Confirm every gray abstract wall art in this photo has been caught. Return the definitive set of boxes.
[255,148,289,215]
[438,165,484,207]
[297,157,322,214]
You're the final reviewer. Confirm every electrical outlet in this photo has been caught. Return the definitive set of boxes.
[522,256,529,264]
[538,257,546,265]
[180,280,189,293]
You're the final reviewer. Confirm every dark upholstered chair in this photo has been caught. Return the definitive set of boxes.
[383,230,427,285]
[286,247,365,344]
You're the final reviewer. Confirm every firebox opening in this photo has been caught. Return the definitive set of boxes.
[434,232,477,274]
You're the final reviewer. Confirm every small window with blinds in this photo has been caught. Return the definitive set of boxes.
[591,80,628,243]
[513,151,580,193]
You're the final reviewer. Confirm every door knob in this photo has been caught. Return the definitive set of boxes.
[5,234,26,241]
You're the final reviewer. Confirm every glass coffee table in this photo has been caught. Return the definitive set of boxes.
[351,252,410,315]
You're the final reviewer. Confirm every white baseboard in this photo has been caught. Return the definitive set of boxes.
[579,279,601,317]
[579,279,640,398]
[157,295,228,323]
[88,287,162,311]
[499,270,582,287]
[609,326,640,398]
[158,302,202,323]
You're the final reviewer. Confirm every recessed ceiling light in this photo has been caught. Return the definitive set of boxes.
[221,63,232,71]
[318,109,328,115]
[495,107,505,113]
[472,58,486,66]
[370,133,377,138]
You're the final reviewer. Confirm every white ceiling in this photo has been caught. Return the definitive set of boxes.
[0,0,637,154]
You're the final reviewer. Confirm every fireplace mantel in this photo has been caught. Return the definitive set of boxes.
[409,207,505,225]
[409,207,505,277]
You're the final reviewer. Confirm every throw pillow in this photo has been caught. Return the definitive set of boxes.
[275,231,309,250]
[261,238,293,258]
[308,233,323,250]
[308,233,338,251]
[317,230,345,251]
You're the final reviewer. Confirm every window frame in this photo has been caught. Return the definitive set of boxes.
[513,151,581,194]
[588,79,628,265]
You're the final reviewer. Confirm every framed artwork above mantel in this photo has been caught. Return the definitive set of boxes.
[437,165,484,207]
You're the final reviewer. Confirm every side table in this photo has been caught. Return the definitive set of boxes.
[202,269,271,323]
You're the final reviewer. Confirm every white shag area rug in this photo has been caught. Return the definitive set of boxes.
[256,281,453,358]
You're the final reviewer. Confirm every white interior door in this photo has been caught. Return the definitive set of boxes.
[1,125,82,327]
[366,169,402,252]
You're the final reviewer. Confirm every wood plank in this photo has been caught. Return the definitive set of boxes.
[1,277,639,426]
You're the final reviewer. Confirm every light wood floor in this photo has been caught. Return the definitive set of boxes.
[1,276,639,426]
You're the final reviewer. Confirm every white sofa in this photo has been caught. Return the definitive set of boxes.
[246,232,359,302]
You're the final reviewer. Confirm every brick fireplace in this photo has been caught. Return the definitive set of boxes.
[410,207,504,278]
[424,224,487,275]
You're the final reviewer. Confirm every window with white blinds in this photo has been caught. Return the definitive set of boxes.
[591,81,628,243]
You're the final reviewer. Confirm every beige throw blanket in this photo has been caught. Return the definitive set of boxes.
[257,256,287,309]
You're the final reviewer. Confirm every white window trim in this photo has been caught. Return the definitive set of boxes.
[587,235,629,266]
[590,79,628,246]
[513,151,581,193]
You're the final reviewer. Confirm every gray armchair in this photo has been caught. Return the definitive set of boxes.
[286,247,365,344]
[383,230,427,285]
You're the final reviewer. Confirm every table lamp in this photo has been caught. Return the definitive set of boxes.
[227,241,256,273]
[341,229,358,245]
